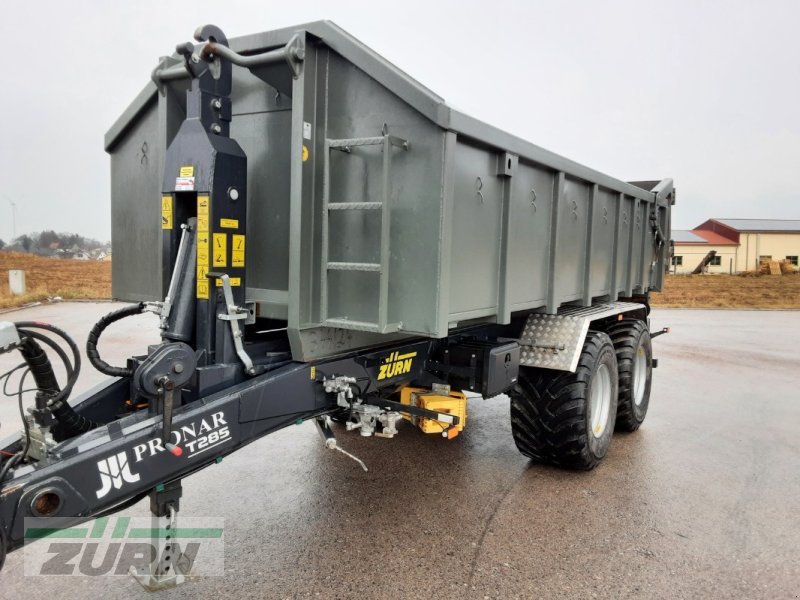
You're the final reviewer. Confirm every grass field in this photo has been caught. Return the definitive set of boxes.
[0,252,111,309]
[1,252,798,310]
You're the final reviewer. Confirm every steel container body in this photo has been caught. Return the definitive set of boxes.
[106,22,672,360]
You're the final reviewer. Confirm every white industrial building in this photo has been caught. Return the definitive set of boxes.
[671,219,800,274]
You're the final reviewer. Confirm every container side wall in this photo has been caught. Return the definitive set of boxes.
[506,161,555,311]
[554,177,590,303]
[448,141,503,320]
[617,196,635,296]
[229,67,293,316]
[110,101,163,301]
[589,188,618,296]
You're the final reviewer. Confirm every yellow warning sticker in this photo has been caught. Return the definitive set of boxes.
[197,245,209,268]
[196,265,210,299]
[197,232,210,257]
[197,195,210,215]
[212,233,227,267]
[161,195,173,230]
[220,218,239,229]
[180,165,194,177]
[215,277,241,287]
[232,234,245,267]
[302,144,309,162]
[310,366,316,380]
[196,225,210,299]
[197,215,209,233]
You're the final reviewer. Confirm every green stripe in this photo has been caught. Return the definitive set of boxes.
[111,516,130,538]
[25,527,88,539]
[90,517,109,538]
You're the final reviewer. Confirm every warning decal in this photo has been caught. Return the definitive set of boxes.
[196,195,211,299]
[232,234,245,267]
[220,218,239,229]
[215,277,241,287]
[180,165,194,177]
[213,233,227,267]
[175,177,195,191]
[161,195,173,229]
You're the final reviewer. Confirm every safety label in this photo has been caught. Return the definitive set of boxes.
[232,234,245,267]
[161,196,173,229]
[175,176,195,191]
[213,233,227,267]
[215,277,241,287]
[197,195,211,299]
[179,165,194,177]
[220,218,239,229]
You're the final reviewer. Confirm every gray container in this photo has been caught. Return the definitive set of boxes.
[106,21,672,360]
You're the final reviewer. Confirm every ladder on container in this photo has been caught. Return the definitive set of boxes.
[320,132,409,333]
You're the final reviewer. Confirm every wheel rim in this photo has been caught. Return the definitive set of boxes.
[632,346,647,406]
[590,363,612,438]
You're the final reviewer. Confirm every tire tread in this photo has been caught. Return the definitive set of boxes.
[509,331,616,470]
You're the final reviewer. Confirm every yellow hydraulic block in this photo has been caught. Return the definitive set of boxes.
[399,385,467,439]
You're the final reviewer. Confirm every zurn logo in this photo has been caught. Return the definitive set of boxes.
[377,351,417,380]
[23,516,225,577]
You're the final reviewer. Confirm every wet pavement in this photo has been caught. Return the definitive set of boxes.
[0,303,798,599]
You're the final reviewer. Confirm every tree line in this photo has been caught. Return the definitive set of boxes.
[0,230,107,253]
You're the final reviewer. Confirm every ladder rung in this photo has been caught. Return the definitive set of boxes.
[327,262,381,272]
[328,136,408,151]
[329,137,384,149]
[328,202,382,211]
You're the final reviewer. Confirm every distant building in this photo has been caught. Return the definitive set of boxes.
[671,219,800,273]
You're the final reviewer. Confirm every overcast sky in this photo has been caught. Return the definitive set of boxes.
[0,0,797,241]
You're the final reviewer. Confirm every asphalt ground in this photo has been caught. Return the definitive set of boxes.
[0,303,798,599]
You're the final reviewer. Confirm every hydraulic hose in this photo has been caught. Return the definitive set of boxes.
[14,328,98,436]
[86,303,144,378]
[16,336,59,395]
[15,320,81,405]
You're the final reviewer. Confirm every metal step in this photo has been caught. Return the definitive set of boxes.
[327,262,381,272]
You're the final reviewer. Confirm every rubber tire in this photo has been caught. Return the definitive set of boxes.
[509,331,619,470]
[607,320,652,432]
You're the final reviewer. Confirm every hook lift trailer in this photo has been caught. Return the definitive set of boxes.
[0,23,673,587]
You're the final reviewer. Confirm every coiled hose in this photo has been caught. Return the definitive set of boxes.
[86,303,144,378]
[14,321,98,436]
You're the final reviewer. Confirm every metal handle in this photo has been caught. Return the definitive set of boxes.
[153,32,305,82]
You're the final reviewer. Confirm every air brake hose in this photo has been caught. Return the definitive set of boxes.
[86,303,144,378]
